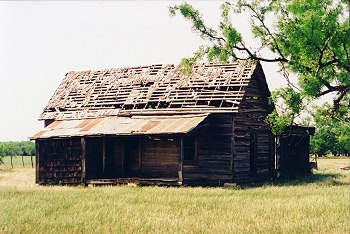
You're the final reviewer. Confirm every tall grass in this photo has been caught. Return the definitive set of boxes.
[0,157,348,233]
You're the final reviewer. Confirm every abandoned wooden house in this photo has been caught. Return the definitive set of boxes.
[31,61,314,186]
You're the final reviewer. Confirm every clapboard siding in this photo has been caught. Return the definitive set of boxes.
[36,138,82,185]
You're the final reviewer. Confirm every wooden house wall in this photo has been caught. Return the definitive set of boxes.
[141,137,180,178]
[182,70,275,185]
[233,71,274,183]
[183,114,233,186]
[36,138,83,185]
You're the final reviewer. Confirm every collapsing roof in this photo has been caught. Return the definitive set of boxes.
[31,114,208,139]
[39,61,258,120]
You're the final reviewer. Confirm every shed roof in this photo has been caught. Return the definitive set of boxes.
[31,114,209,139]
[279,125,316,137]
[39,61,259,120]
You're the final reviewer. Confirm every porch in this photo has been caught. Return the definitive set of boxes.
[83,136,182,184]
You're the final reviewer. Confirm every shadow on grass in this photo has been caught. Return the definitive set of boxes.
[233,172,348,190]
[272,172,346,186]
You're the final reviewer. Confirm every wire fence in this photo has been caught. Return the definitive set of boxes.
[0,156,35,170]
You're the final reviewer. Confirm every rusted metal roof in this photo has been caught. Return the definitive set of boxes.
[31,114,209,139]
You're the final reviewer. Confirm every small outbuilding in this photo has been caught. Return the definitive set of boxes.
[31,61,314,186]
[276,126,315,178]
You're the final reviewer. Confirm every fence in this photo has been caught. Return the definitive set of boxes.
[1,156,35,170]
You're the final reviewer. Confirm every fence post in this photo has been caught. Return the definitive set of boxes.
[30,155,34,168]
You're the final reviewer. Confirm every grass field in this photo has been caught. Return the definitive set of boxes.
[0,156,349,233]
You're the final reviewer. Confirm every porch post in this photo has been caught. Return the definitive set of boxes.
[81,137,86,185]
[179,136,184,184]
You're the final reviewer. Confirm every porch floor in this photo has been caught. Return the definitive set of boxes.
[86,177,181,187]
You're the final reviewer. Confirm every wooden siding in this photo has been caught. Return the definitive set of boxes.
[36,138,83,185]
[141,137,180,178]
[183,114,233,186]
[182,68,275,185]
[254,132,275,179]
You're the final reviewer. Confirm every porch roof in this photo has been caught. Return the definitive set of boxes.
[31,114,209,139]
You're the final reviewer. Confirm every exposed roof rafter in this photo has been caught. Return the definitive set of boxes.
[40,61,257,120]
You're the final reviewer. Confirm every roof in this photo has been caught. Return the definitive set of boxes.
[39,61,259,120]
[279,125,316,137]
[31,114,209,139]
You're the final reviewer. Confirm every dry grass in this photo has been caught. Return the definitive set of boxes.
[0,157,348,234]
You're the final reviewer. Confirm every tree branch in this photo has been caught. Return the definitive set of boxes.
[333,86,350,112]
[317,85,350,97]
[234,44,288,62]
[242,3,288,62]
[315,36,333,76]
[343,40,350,66]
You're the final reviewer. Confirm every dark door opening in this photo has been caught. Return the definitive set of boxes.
[85,137,103,180]
[123,138,140,177]
[85,137,133,179]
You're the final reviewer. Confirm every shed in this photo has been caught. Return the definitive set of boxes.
[276,126,316,178]
[31,61,312,186]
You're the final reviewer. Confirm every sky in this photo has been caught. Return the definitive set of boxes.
[0,1,288,141]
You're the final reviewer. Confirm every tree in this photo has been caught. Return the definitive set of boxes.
[0,141,35,159]
[169,0,349,133]
[310,102,350,156]
[0,144,3,164]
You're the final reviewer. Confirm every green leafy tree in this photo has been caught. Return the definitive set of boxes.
[310,102,350,156]
[0,141,35,164]
[2,142,15,156]
[170,0,349,133]
[21,141,35,156]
